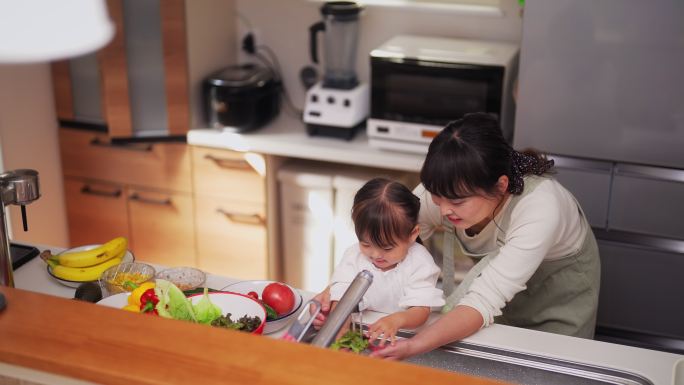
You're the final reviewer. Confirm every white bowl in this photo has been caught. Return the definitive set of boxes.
[47,245,135,288]
[221,280,303,334]
[97,291,267,334]
[188,292,267,334]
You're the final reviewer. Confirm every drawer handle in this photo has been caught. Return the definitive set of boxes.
[204,154,251,171]
[80,185,122,198]
[216,209,264,226]
[129,193,172,206]
[90,137,153,152]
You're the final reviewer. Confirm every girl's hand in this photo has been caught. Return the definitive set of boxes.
[311,287,331,330]
[367,314,403,348]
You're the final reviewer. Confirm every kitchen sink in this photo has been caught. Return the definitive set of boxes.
[300,326,653,385]
[396,330,653,385]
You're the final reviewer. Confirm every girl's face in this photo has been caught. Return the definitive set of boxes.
[359,226,419,271]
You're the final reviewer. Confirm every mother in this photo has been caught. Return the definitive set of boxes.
[316,112,601,360]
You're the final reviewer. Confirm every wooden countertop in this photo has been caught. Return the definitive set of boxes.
[0,287,506,385]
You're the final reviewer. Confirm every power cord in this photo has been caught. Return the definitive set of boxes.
[241,32,303,119]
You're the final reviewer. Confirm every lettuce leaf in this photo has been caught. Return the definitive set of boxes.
[155,279,196,322]
[193,287,222,324]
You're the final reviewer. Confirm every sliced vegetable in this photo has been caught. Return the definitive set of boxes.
[140,288,159,315]
[127,281,156,307]
[154,279,196,322]
[193,287,222,324]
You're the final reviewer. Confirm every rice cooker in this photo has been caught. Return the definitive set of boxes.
[202,63,281,132]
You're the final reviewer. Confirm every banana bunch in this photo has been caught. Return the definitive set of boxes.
[41,237,128,282]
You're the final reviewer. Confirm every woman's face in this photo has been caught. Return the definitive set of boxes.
[431,194,501,231]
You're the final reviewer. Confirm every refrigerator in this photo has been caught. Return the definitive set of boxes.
[514,0,684,354]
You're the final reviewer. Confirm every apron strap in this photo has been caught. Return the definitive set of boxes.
[442,228,456,298]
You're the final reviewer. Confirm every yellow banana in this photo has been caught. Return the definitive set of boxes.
[50,257,123,282]
[51,237,128,267]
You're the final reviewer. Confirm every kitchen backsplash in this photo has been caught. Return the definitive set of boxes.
[233,0,522,112]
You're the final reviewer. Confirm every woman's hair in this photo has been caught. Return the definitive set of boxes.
[352,177,420,248]
[420,112,554,197]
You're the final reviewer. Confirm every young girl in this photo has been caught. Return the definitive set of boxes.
[326,177,445,347]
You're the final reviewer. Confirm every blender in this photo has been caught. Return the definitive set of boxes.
[303,1,368,140]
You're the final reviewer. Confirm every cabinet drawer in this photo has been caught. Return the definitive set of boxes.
[550,156,612,228]
[127,188,196,266]
[59,128,192,193]
[597,239,684,339]
[64,178,130,247]
[191,146,266,205]
[195,196,267,280]
[609,164,684,239]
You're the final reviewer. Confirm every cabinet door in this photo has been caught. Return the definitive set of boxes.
[51,0,236,139]
[195,196,267,280]
[597,238,684,339]
[59,128,192,193]
[192,146,266,205]
[548,156,612,228]
[127,188,196,266]
[63,178,130,247]
[609,164,684,239]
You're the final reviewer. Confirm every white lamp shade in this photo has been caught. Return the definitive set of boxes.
[0,0,114,63]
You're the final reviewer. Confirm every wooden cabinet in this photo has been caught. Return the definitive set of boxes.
[191,146,269,279]
[59,127,196,266]
[63,178,130,246]
[51,0,237,138]
[128,187,196,266]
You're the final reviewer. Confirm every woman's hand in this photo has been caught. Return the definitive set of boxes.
[367,314,403,347]
[369,339,413,360]
[311,287,331,330]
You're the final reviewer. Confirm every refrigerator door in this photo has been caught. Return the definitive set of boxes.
[514,0,684,169]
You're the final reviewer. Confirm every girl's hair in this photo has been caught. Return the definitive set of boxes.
[420,112,554,198]
[352,178,420,248]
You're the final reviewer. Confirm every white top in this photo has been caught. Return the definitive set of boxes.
[329,243,445,314]
[414,178,587,326]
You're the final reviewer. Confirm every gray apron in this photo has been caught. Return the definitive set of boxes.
[441,176,601,338]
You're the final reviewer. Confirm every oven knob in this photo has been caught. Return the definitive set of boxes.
[343,99,351,107]
[327,96,335,104]
[310,94,319,103]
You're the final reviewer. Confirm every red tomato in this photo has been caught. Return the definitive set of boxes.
[246,291,259,300]
[261,282,295,315]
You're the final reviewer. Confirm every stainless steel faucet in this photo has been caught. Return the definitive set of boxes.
[310,270,373,348]
[0,169,40,287]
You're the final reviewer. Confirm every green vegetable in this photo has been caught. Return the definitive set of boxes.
[154,279,196,322]
[330,330,369,354]
[210,313,262,332]
[193,287,222,324]
[262,302,278,320]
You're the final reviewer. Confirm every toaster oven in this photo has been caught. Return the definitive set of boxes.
[368,35,519,153]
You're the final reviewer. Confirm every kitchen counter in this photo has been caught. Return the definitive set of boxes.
[3,257,506,385]
[7,247,683,384]
[187,112,426,172]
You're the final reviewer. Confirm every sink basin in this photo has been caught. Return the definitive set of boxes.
[299,324,654,385]
[396,330,653,385]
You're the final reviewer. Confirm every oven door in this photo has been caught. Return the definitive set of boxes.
[370,57,505,126]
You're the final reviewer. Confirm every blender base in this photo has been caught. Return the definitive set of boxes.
[306,120,365,141]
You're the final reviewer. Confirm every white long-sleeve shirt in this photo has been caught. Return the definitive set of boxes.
[414,177,587,326]
[329,243,445,314]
